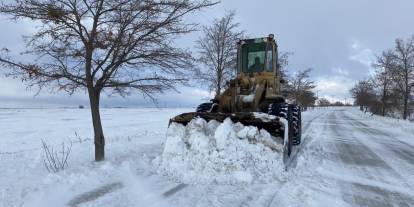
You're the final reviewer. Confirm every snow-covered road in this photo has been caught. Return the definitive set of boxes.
[307,108,414,206]
[327,110,414,206]
[0,107,413,207]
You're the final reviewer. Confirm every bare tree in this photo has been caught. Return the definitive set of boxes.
[0,0,216,161]
[287,68,316,109]
[317,98,331,107]
[331,101,345,106]
[195,11,243,97]
[353,36,414,118]
[389,36,414,119]
[350,80,377,111]
[372,50,395,116]
[277,51,292,81]
[298,90,317,110]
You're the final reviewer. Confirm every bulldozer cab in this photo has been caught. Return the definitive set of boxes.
[237,35,278,75]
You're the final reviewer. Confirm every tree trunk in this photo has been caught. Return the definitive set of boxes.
[215,85,221,98]
[402,61,409,120]
[215,69,222,97]
[403,94,408,120]
[381,95,386,116]
[88,88,105,161]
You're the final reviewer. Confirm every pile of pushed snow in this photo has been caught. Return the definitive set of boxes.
[154,117,287,184]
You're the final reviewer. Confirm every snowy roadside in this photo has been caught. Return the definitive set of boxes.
[0,108,188,207]
[0,107,328,207]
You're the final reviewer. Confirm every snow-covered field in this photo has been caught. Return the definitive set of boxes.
[1,107,413,207]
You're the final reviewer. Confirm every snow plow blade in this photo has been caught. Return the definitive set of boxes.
[169,112,293,166]
[169,112,283,136]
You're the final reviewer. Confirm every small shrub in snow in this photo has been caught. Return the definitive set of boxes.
[41,139,72,173]
[72,131,91,144]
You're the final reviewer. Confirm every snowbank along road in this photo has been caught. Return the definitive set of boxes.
[0,107,413,207]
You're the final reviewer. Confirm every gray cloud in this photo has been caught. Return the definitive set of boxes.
[1,0,414,107]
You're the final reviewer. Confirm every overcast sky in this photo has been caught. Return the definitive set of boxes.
[1,0,414,108]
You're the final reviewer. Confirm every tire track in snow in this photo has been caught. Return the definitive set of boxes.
[344,112,414,174]
[344,113,414,190]
[67,182,123,207]
[245,110,329,207]
[283,110,329,170]
[67,182,188,206]
[329,110,414,207]
[345,112,414,152]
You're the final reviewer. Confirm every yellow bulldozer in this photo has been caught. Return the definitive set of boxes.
[170,34,302,164]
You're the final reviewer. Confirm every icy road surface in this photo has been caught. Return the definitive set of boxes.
[0,107,413,207]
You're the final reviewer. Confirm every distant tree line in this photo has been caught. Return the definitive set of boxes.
[317,98,351,107]
[351,36,414,120]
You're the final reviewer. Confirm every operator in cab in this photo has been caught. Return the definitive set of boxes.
[248,56,264,72]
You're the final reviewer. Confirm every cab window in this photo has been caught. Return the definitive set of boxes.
[241,42,273,73]
[265,44,273,72]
